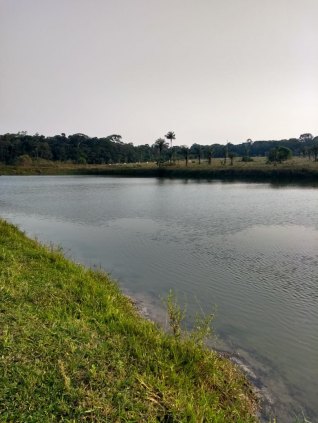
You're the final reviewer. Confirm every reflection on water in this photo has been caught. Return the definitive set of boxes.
[0,176,317,422]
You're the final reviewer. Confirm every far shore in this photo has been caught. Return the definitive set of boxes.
[1,157,318,183]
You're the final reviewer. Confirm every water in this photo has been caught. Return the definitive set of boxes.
[0,175,317,422]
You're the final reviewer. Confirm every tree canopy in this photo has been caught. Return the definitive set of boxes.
[0,132,317,165]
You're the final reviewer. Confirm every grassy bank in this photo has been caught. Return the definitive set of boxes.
[1,157,318,182]
[0,219,258,422]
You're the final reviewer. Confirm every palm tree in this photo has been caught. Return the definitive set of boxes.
[154,138,168,166]
[165,131,176,163]
[165,131,176,149]
[244,139,253,159]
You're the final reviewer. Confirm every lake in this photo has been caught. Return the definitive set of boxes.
[0,175,317,422]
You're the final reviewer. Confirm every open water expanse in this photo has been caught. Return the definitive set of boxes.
[0,175,317,422]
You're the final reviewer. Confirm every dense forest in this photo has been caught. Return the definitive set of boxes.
[0,131,317,165]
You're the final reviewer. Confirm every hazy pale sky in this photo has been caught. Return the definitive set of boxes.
[1,0,317,145]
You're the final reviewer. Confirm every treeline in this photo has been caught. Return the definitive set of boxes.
[0,131,317,165]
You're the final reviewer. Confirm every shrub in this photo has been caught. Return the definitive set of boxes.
[15,154,33,166]
[268,146,292,163]
[241,156,254,162]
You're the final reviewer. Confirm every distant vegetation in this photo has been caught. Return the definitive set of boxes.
[0,131,317,165]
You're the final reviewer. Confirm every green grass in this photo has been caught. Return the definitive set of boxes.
[0,219,258,422]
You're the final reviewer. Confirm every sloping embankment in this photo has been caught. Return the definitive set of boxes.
[0,219,258,422]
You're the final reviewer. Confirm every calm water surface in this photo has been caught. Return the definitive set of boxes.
[0,176,317,422]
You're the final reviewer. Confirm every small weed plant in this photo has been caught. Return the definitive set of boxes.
[165,290,214,346]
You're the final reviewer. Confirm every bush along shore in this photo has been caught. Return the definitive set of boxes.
[0,219,259,422]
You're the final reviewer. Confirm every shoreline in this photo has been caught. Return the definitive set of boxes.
[1,163,318,184]
[128,291,309,423]
[80,166,318,184]
[128,292,274,423]
[0,219,259,422]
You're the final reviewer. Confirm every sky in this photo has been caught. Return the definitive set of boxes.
[0,0,317,146]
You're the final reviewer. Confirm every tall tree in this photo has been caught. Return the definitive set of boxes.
[223,144,229,165]
[165,131,176,149]
[154,138,168,166]
[180,145,189,167]
[192,143,202,164]
[311,140,318,161]
[207,147,213,165]
[228,152,236,165]
[165,131,176,163]
[244,139,253,158]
